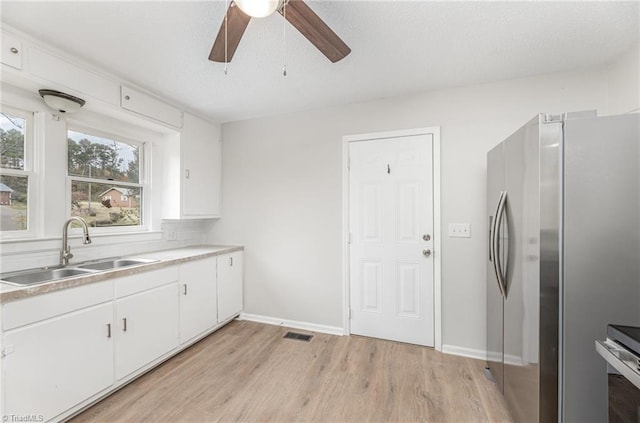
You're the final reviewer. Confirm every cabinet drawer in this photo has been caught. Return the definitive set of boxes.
[1,32,23,70]
[2,280,113,330]
[115,266,179,298]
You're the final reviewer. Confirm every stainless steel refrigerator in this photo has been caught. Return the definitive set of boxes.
[486,111,640,423]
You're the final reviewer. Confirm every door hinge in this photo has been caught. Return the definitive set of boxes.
[543,113,563,123]
[348,308,352,319]
[348,232,352,244]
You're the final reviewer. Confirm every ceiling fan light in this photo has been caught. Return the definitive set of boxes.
[38,89,86,114]
[234,0,281,18]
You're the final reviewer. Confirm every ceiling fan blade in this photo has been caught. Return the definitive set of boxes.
[209,3,251,63]
[279,0,351,63]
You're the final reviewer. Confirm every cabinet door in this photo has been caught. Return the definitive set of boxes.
[121,85,182,128]
[217,251,243,323]
[3,303,113,421]
[181,112,221,217]
[115,283,179,380]
[179,257,218,343]
[1,32,23,70]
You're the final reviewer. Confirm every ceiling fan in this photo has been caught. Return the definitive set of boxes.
[208,0,351,64]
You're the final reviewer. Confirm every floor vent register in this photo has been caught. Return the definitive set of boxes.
[283,332,313,342]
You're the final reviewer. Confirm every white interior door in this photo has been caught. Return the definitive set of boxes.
[349,134,434,346]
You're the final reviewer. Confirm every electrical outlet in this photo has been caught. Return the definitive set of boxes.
[166,230,177,241]
[448,223,471,238]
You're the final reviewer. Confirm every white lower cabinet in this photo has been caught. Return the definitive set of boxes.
[115,283,179,379]
[3,302,113,421]
[217,251,243,323]
[1,251,243,422]
[179,257,217,344]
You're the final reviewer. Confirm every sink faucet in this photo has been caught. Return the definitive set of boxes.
[61,217,92,266]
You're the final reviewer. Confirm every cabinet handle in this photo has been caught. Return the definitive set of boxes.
[107,323,111,338]
[123,318,128,332]
[229,257,233,267]
[183,284,188,295]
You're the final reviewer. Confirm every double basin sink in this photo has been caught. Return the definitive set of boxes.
[1,258,158,286]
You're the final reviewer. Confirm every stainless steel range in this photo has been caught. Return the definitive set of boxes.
[596,325,640,423]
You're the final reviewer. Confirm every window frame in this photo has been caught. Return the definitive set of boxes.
[0,104,37,239]
[66,123,149,234]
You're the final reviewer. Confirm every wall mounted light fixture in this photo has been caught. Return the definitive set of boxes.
[38,89,86,114]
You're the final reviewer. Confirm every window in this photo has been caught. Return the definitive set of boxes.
[0,106,33,235]
[67,128,145,229]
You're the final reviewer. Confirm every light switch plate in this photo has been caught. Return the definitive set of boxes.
[449,223,471,238]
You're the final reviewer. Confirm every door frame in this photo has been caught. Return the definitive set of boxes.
[342,127,442,351]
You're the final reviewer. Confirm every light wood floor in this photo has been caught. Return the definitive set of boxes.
[71,321,513,422]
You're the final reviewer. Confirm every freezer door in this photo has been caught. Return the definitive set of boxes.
[503,115,546,423]
[487,142,505,393]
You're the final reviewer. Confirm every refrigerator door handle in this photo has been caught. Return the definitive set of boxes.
[490,192,502,294]
[492,190,508,298]
[488,215,493,262]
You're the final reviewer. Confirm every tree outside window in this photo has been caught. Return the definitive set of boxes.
[0,110,29,232]
[68,129,143,228]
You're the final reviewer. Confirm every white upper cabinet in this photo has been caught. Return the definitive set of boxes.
[0,27,183,129]
[1,32,23,70]
[121,86,182,128]
[180,113,222,218]
[28,47,120,106]
[162,113,222,219]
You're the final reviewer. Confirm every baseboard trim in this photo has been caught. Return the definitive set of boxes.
[239,313,344,336]
[441,344,486,361]
[239,316,489,358]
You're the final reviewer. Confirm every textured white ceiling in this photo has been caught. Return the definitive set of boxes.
[1,1,638,123]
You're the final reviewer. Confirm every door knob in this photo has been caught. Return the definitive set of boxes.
[423,249,431,257]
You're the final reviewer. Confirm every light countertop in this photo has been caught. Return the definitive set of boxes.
[0,245,243,303]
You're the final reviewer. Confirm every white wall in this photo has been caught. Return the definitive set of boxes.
[209,62,633,352]
[605,44,640,114]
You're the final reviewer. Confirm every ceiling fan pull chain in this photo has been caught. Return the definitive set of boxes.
[224,0,229,75]
[282,0,287,76]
